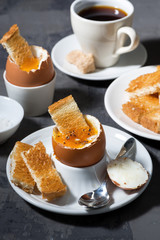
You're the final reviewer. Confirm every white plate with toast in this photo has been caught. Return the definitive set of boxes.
[51,34,147,81]
[104,65,160,140]
[6,125,152,215]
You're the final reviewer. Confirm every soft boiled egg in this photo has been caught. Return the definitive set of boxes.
[52,115,106,168]
[5,45,55,87]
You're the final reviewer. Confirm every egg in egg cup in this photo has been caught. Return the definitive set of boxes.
[1,24,56,116]
[48,95,107,199]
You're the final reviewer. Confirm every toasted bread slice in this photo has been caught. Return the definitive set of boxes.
[22,141,66,201]
[122,94,160,133]
[0,24,34,66]
[122,94,160,123]
[140,109,160,133]
[10,141,35,193]
[48,95,90,138]
[126,68,160,98]
[66,50,95,74]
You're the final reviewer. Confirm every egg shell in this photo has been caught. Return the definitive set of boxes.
[6,45,55,87]
[107,157,149,190]
[52,115,106,168]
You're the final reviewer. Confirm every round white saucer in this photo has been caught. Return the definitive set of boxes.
[51,34,147,81]
[6,125,152,215]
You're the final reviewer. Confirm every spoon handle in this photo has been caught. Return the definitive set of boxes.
[107,137,136,162]
[115,137,135,159]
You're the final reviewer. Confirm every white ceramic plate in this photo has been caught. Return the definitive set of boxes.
[104,65,160,140]
[6,125,152,215]
[51,34,147,81]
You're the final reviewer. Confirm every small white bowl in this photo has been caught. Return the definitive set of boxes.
[0,96,24,144]
[3,71,56,117]
[53,154,107,198]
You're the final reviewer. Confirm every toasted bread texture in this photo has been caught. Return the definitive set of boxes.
[123,66,160,133]
[22,141,66,201]
[122,94,160,133]
[140,109,160,133]
[0,24,34,66]
[126,68,160,98]
[122,94,160,123]
[66,50,95,74]
[10,141,35,193]
[48,95,90,138]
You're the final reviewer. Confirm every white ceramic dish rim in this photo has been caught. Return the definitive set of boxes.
[51,34,147,81]
[104,65,160,140]
[0,95,24,133]
[6,125,152,215]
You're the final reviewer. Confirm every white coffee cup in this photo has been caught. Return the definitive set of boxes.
[4,71,56,117]
[71,0,139,68]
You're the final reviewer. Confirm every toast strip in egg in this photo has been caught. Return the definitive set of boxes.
[48,95,90,138]
[22,141,67,201]
[0,24,34,66]
[10,141,35,193]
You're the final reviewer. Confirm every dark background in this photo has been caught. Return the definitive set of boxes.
[0,0,160,239]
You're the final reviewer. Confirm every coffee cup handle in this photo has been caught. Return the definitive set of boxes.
[115,26,139,55]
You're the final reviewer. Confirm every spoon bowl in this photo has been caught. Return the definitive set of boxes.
[78,181,110,208]
[78,137,136,208]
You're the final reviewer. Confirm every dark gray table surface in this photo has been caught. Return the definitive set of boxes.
[0,0,160,239]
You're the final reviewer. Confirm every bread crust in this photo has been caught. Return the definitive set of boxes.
[140,109,160,133]
[0,24,19,43]
[48,95,90,138]
[122,95,160,133]
[10,141,35,193]
[126,68,160,97]
[0,24,34,66]
[123,66,160,133]
[22,142,66,201]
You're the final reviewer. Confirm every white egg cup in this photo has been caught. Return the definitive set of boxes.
[52,153,107,199]
[3,71,56,117]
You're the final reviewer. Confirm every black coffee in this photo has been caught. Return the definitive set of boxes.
[78,5,127,21]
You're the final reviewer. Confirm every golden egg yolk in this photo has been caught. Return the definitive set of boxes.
[54,122,98,149]
[20,57,40,72]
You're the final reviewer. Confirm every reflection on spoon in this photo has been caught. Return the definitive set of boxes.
[78,181,110,209]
